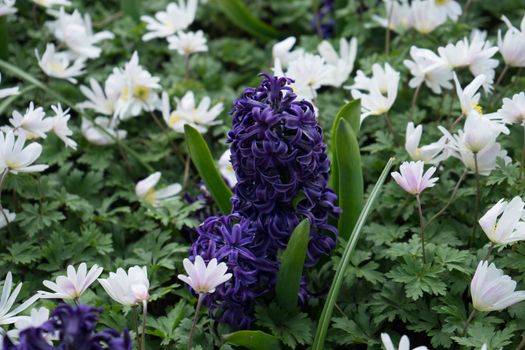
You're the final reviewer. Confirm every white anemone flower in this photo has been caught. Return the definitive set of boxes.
[38,263,102,300]
[0,272,39,326]
[178,255,232,294]
[167,30,208,56]
[49,104,76,149]
[453,73,485,116]
[405,122,448,164]
[106,52,161,119]
[272,36,304,68]
[78,78,118,116]
[218,149,236,187]
[162,91,223,133]
[32,0,71,7]
[409,0,447,34]
[273,54,334,101]
[135,171,181,207]
[0,209,15,228]
[471,261,525,312]
[467,30,499,93]
[7,102,52,140]
[479,197,525,245]
[318,37,357,87]
[497,92,525,125]
[141,0,197,41]
[46,7,114,59]
[403,46,453,94]
[391,161,438,195]
[98,266,150,306]
[6,307,52,341]
[0,0,16,16]
[0,73,19,99]
[381,333,429,350]
[81,117,127,146]
[0,131,48,174]
[35,43,86,84]
[372,0,412,33]
[430,0,461,22]
[498,15,525,68]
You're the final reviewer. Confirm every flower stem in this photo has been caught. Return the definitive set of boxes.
[133,307,141,350]
[188,294,204,350]
[142,301,147,350]
[184,54,191,80]
[470,152,481,246]
[462,309,476,335]
[515,335,525,350]
[409,84,421,122]
[449,113,464,131]
[484,242,495,261]
[182,154,191,190]
[416,194,427,263]
[520,124,525,182]
[424,169,468,229]
[385,0,394,56]
[494,64,509,91]
[0,169,13,236]
[384,113,396,143]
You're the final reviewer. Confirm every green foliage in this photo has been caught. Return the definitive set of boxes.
[223,330,281,350]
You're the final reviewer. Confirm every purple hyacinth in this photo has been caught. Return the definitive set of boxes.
[228,74,340,264]
[191,74,338,328]
[312,0,335,38]
[3,304,131,350]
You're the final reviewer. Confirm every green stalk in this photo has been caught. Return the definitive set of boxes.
[0,17,7,60]
[312,157,395,350]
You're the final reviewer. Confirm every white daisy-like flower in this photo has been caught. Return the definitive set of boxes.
[430,0,461,22]
[372,0,412,33]
[46,7,114,59]
[409,0,447,35]
[81,117,127,146]
[167,30,208,56]
[6,307,54,342]
[405,122,448,164]
[0,73,19,99]
[178,255,232,294]
[135,171,181,207]
[78,78,119,116]
[0,208,15,228]
[403,46,453,94]
[381,333,428,350]
[106,52,161,119]
[38,263,103,300]
[497,92,525,125]
[479,197,525,245]
[498,15,525,68]
[218,149,236,187]
[318,37,358,88]
[0,0,16,16]
[32,0,71,7]
[141,0,197,41]
[0,272,39,326]
[35,43,86,84]
[98,266,150,306]
[49,104,77,149]
[272,36,304,68]
[162,91,223,133]
[7,102,52,139]
[453,73,485,116]
[0,131,48,174]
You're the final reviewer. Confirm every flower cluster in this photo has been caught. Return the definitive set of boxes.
[3,304,131,350]
[190,74,339,327]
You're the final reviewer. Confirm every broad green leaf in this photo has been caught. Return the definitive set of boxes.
[120,0,140,21]
[215,0,280,41]
[184,124,233,214]
[312,157,395,350]
[330,99,361,195]
[336,119,363,240]
[275,219,310,313]
[0,17,7,60]
[224,330,281,350]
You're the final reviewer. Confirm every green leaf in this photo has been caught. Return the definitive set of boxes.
[275,219,310,313]
[184,124,232,214]
[0,17,7,60]
[329,99,361,194]
[120,0,140,21]
[312,157,395,350]
[223,330,281,350]
[215,0,281,41]
[335,118,363,240]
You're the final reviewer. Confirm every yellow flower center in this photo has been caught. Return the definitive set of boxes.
[133,85,150,101]
[121,86,130,101]
[50,62,65,73]
[472,103,483,114]
[169,113,183,127]
[435,0,448,5]
[144,188,157,204]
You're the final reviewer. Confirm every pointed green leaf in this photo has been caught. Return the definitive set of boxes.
[275,219,310,313]
[184,124,233,214]
[330,99,361,194]
[336,119,363,240]
[215,0,280,41]
[224,330,281,350]
[312,157,395,350]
